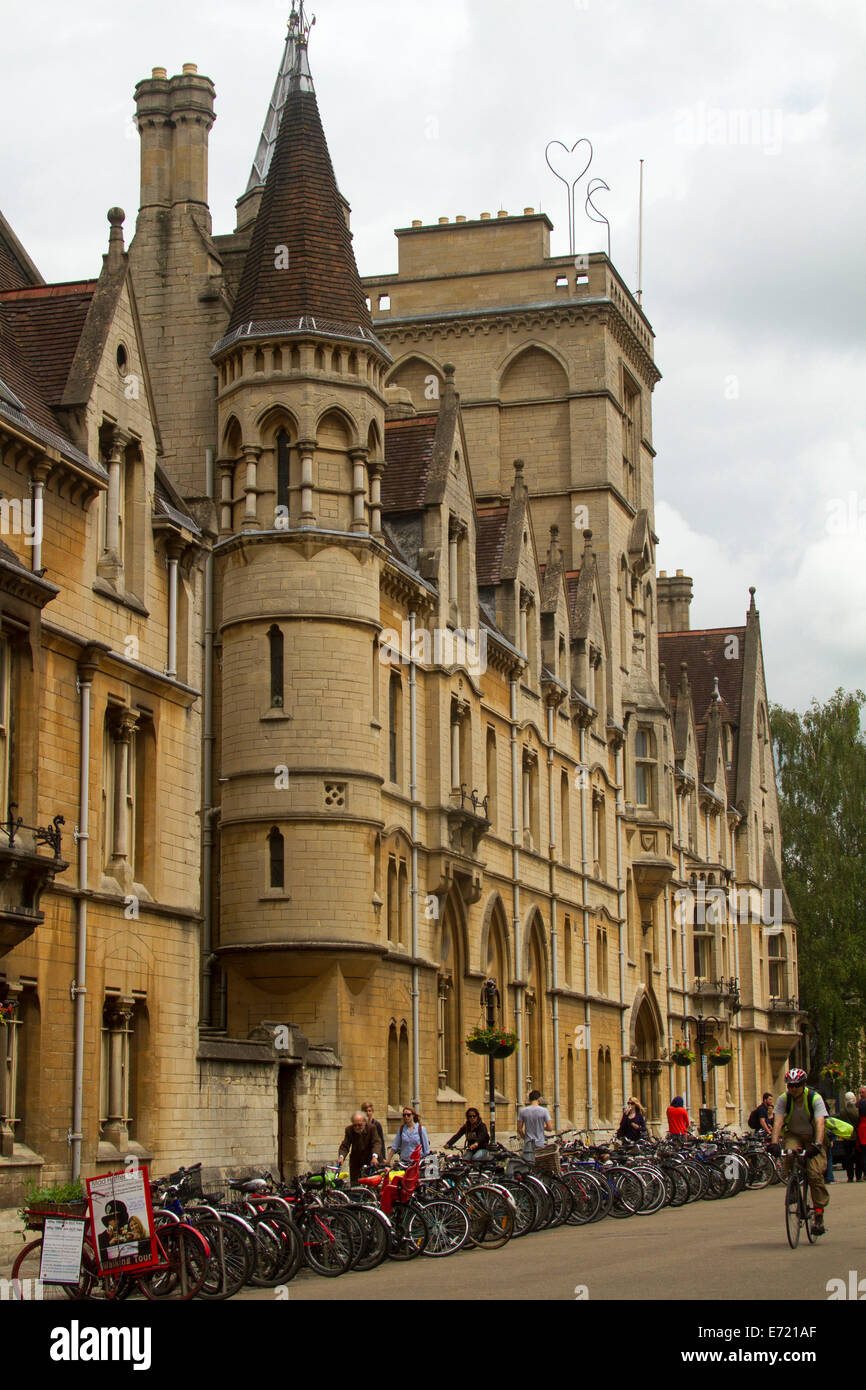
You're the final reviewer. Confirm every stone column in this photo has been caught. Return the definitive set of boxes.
[103,998,134,1151]
[0,986,21,1158]
[369,463,384,537]
[110,709,139,871]
[350,447,369,532]
[98,439,125,582]
[298,439,317,529]
[165,540,184,679]
[218,459,235,534]
[241,446,262,530]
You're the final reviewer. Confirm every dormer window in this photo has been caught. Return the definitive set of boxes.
[635,727,656,809]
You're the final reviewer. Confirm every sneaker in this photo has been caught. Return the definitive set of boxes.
[812,1215,826,1236]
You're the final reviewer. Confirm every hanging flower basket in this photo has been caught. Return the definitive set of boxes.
[465,1027,518,1058]
[0,1002,13,1026]
[708,1047,733,1068]
[820,1062,845,1086]
[670,1045,695,1067]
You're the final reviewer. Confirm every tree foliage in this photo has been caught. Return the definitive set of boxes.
[770,689,866,1083]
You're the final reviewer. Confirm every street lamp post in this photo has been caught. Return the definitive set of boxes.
[684,1011,722,1109]
[481,977,500,1142]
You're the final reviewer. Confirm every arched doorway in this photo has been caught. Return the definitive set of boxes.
[631,994,662,1121]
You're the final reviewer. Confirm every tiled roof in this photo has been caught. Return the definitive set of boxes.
[476,506,509,586]
[0,281,96,404]
[227,77,375,340]
[659,628,746,725]
[0,301,62,434]
[0,211,43,292]
[381,415,437,513]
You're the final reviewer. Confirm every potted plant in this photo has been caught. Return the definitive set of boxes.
[464,1026,519,1059]
[820,1061,845,1086]
[670,1042,695,1066]
[708,1045,733,1068]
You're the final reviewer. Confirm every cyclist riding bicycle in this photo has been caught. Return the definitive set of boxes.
[768,1068,829,1236]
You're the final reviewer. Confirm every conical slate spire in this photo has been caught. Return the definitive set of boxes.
[223,12,386,356]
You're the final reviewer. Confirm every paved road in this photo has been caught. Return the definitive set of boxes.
[238,1180,865,1302]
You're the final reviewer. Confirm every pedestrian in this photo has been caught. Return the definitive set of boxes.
[388,1106,430,1166]
[748,1092,775,1137]
[666,1095,690,1135]
[839,1091,860,1182]
[337,1110,382,1185]
[360,1100,386,1161]
[517,1089,554,1163]
[444,1107,490,1160]
[856,1086,866,1183]
[617,1096,647,1143]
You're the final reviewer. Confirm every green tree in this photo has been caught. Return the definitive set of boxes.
[771,689,866,1085]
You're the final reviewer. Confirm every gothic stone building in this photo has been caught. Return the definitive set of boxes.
[0,9,800,1197]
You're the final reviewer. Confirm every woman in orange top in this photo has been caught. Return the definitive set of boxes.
[666,1096,690,1135]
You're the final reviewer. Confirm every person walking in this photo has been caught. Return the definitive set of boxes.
[856,1086,866,1183]
[517,1090,554,1163]
[617,1097,647,1143]
[360,1101,386,1162]
[839,1091,860,1182]
[388,1106,430,1166]
[666,1095,690,1135]
[444,1107,490,1160]
[337,1111,382,1185]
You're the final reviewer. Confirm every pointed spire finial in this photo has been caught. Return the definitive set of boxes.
[712,675,720,702]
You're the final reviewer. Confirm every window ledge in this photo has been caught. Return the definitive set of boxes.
[92,578,149,617]
[260,708,292,723]
[437,1087,467,1105]
[259,891,292,902]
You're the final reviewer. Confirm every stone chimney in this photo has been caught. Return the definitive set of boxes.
[134,64,216,212]
[657,569,693,632]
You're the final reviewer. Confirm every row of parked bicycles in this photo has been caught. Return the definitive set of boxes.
[12,1126,782,1298]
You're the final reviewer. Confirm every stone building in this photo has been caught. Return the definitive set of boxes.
[0,4,800,1198]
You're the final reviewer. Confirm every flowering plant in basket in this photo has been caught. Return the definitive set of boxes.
[820,1061,845,1086]
[465,1026,519,1058]
[669,1043,695,1066]
[708,1045,733,1067]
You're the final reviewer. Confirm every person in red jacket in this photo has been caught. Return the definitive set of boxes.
[666,1096,690,1135]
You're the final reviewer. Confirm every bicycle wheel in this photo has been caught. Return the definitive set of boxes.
[784,1173,802,1249]
[139,1224,210,1300]
[388,1204,427,1259]
[606,1166,646,1217]
[300,1210,353,1277]
[347,1204,392,1271]
[562,1171,604,1225]
[535,1174,573,1227]
[630,1165,667,1215]
[412,1198,469,1256]
[499,1179,539,1236]
[464,1185,515,1249]
[195,1215,254,1300]
[10,1238,94,1301]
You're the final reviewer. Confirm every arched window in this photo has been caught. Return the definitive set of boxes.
[387,857,398,942]
[388,1024,399,1106]
[597,1047,606,1120]
[398,860,408,946]
[389,673,402,785]
[525,925,545,1095]
[268,826,285,889]
[564,913,572,986]
[268,625,284,708]
[560,770,571,865]
[438,900,463,1093]
[399,1023,409,1102]
[486,727,498,831]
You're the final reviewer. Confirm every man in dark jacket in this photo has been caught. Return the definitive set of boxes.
[338,1111,382,1185]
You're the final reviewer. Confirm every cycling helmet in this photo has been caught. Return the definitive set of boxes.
[785,1067,807,1086]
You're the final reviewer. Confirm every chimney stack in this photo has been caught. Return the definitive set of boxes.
[657,569,693,632]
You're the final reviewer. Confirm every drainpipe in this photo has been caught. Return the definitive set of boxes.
[409,612,420,1111]
[677,788,690,1114]
[30,467,46,573]
[614,741,628,1104]
[664,882,673,1069]
[546,702,560,1129]
[70,652,97,1180]
[510,678,523,1100]
[166,548,179,680]
[730,816,743,1127]
[579,724,593,1130]
[201,447,216,1028]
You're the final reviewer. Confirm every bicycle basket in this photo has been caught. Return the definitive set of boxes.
[170,1167,203,1199]
[534,1143,561,1175]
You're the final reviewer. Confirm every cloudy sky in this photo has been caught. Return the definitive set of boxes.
[3,0,864,712]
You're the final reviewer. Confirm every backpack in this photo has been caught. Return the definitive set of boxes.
[825,1116,854,1140]
[747,1106,763,1130]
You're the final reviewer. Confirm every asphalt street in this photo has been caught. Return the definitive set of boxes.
[238,1179,865,1302]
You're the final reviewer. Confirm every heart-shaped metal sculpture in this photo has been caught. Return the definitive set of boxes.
[544,138,595,254]
[585,177,611,257]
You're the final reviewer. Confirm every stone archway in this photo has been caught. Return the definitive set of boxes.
[631,993,663,1122]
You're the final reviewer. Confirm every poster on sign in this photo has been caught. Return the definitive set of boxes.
[86,1166,158,1275]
